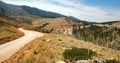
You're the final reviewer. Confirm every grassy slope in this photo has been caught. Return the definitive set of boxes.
[0,17,24,44]
[3,34,120,63]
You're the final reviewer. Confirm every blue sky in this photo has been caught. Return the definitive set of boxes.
[80,0,120,9]
[1,0,120,22]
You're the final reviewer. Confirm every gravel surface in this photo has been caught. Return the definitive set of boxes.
[0,28,44,63]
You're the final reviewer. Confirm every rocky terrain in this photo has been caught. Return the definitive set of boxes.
[72,22,120,50]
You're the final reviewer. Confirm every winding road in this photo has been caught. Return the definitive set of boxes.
[0,28,44,63]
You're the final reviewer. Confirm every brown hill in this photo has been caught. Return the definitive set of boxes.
[0,18,23,44]
[0,14,32,44]
[32,17,84,35]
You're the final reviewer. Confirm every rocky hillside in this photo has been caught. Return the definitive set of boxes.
[32,17,85,35]
[73,23,120,50]
[32,15,120,50]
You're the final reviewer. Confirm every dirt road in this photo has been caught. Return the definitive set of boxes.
[0,28,44,63]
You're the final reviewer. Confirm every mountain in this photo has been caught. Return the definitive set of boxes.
[94,21,120,28]
[0,1,29,16]
[68,16,80,21]
[0,1,64,22]
[0,1,90,23]
[21,6,63,18]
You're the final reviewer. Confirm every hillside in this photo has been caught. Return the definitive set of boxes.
[3,34,120,63]
[33,17,73,33]
[0,13,33,44]
[32,16,120,50]
[73,24,120,50]
[32,17,87,34]
[0,17,23,44]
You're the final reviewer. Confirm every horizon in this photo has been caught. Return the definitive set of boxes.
[1,0,120,22]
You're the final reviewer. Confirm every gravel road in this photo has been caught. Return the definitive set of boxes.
[0,28,44,63]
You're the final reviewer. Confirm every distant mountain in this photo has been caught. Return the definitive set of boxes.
[68,16,80,21]
[21,6,63,18]
[0,1,63,20]
[93,21,120,28]
[0,1,91,24]
[0,1,29,16]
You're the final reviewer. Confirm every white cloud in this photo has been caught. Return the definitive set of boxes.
[1,0,120,22]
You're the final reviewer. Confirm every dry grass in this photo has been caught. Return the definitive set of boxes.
[32,17,72,27]
[3,34,120,63]
[3,34,64,63]
[0,17,24,44]
[0,26,24,44]
[32,17,76,33]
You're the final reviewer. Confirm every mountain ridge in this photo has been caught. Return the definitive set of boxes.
[0,1,63,18]
[0,0,92,23]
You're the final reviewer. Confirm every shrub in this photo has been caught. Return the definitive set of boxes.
[104,59,120,63]
[63,47,97,61]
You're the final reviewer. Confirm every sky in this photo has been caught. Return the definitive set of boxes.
[1,0,120,22]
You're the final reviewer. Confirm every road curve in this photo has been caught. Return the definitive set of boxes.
[0,28,44,63]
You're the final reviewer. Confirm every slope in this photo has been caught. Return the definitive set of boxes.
[32,17,86,34]
[0,18,23,44]
[73,23,120,50]
[0,13,32,44]
[3,34,120,63]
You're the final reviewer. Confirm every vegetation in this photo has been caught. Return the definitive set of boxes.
[73,25,120,50]
[63,47,97,62]
[104,59,120,63]
[3,35,64,63]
